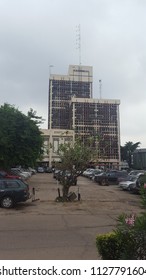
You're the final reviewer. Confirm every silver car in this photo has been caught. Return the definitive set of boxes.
[119,175,137,191]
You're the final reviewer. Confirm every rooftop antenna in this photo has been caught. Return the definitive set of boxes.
[99,79,102,99]
[76,24,81,65]
[49,65,54,76]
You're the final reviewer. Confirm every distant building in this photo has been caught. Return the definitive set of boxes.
[41,129,74,166]
[40,65,121,168]
[132,149,146,170]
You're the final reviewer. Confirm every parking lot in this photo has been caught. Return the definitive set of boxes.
[0,173,142,260]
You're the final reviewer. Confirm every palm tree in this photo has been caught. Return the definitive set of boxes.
[121,141,141,168]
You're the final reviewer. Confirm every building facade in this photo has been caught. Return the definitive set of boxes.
[71,97,120,168]
[132,149,146,170]
[48,65,93,129]
[41,129,75,167]
[41,64,121,168]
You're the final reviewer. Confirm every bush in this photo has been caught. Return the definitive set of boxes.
[140,185,146,209]
[96,213,146,259]
[96,232,121,260]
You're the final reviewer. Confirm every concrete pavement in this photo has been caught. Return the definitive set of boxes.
[0,173,142,259]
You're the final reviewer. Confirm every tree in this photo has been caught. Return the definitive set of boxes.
[27,108,45,125]
[120,141,141,168]
[56,137,98,200]
[0,103,44,169]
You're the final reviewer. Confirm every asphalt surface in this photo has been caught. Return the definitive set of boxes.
[0,173,142,260]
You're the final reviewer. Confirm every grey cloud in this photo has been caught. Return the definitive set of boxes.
[0,0,146,147]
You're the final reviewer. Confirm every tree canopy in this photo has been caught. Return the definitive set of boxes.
[0,103,44,169]
[55,137,98,199]
[120,141,141,168]
[57,137,97,173]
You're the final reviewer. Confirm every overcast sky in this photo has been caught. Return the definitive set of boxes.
[0,0,146,147]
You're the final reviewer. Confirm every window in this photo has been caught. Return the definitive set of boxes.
[53,138,59,153]
[4,180,19,188]
[0,181,4,189]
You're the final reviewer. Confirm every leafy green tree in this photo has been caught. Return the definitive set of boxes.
[27,108,45,125]
[0,103,44,169]
[56,137,98,200]
[120,141,141,168]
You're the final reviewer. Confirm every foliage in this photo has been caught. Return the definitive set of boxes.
[57,137,97,172]
[27,108,45,125]
[96,212,146,260]
[0,103,44,169]
[140,185,146,209]
[120,141,141,167]
[96,232,121,260]
[55,136,98,199]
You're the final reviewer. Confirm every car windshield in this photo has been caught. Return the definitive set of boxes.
[128,175,137,182]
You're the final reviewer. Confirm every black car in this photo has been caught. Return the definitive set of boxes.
[0,179,30,208]
[94,170,128,186]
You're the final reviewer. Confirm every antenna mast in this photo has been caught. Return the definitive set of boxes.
[76,24,81,65]
[99,79,102,99]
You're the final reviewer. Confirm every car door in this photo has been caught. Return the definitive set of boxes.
[0,180,5,199]
[107,172,118,183]
[4,180,21,202]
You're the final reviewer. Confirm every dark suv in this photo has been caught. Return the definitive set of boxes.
[94,170,128,186]
[0,179,30,208]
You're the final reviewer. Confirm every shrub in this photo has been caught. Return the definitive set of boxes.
[96,213,146,259]
[96,232,121,260]
[140,185,146,209]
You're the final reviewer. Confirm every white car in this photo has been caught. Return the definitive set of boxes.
[82,168,95,177]
[119,173,144,191]
[119,175,137,191]
[37,167,44,173]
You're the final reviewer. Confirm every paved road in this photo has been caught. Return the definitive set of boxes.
[0,173,142,260]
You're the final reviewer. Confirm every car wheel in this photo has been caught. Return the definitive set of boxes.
[1,197,14,208]
[101,179,108,186]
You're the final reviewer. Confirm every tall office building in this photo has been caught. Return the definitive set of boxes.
[71,97,120,167]
[46,64,121,168]
[48,65,93,129]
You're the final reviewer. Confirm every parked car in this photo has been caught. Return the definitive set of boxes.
[0,179,30,208]
[53,169,61,179]
[82,168,95,177]
[44,167,53,173]
[0,170,21,180]
[61,170,77,186]
[94,170,128,186]
[10,168,30,180]
[54,169,77,186]
[56,170,63,181]
[37,167,45,173]
[128,170,146,176]
[118,175,138,191]
[90,169,102,181]
[129,173,146,194]
[28,167,37,175]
